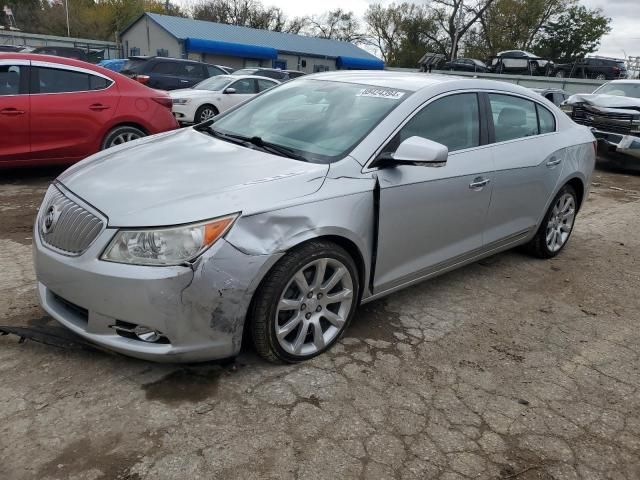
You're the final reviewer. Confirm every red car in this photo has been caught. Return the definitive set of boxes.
[0,53,178,168]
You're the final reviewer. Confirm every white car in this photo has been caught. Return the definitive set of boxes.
[169,75,280,123]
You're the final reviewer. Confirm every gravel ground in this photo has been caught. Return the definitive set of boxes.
[1,155,639,480]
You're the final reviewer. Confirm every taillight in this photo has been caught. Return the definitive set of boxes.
[134,74,150,84]
[152,97,172,109]
[613,67,620,73]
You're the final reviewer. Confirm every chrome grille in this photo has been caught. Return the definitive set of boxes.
[572,105,635,135]
[39,186,104,256]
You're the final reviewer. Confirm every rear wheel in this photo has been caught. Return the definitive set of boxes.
[249,240,359,363]
[195,104,218,123]
[595,73,606,81]
[101,125,145,150]
[524,184,578,259]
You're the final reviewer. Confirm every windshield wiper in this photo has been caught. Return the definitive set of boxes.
[196,122,307,161]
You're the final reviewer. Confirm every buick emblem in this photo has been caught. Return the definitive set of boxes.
[42,205,60,234]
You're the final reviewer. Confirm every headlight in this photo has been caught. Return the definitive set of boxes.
[560,103,573,114]
[101,214,238,266]
[172,98,190,105]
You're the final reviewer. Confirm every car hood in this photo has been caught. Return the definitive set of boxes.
[565,93,640,111]
[58,128,329,227]
[168,88,219,98]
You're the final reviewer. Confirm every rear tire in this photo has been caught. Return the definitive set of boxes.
[101,125,145,150]
[195,104,218,123]
[524,184,578,259]
[249,240,360,363]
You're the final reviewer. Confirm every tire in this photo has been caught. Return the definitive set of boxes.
[595,73,606,81]
[195,104,218,123]
[101,125,145,150]
[524,184,578,259]
[555,70,565,78]
[249,240,360,363]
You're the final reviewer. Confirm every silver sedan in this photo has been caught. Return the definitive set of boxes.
[33,72,596,363]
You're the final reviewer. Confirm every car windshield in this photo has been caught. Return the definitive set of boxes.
[594,82,640,98]
[233,69,256,75]
[209,79,409,164]
[121,58,147,73]
[194,75,232,91]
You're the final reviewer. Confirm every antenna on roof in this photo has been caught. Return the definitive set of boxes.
[2,5,20,31]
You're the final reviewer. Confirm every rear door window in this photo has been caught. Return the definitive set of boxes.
[35,67,91,93]
[488,94,539,142]
[257,79,277,92]
[537,104,556,134]
[0,65,22,95]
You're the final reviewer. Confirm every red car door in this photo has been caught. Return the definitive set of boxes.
[29,62,118,162]
[0,60,30,164]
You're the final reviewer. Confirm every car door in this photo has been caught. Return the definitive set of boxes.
[373,92,494,293]
[219,78,257,111]
[29,63,118,162]
[148,61,188,90]
[0,59,30,163]
[482,92,565,246]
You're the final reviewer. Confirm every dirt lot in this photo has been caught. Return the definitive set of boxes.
[1,156,639,480]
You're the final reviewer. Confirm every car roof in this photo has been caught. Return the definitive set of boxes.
[0,52,106,71]
[307,71,548,98]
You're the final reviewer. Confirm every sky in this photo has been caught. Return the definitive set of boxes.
[179,0,639,59]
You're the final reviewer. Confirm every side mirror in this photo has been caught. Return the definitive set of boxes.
[224,87,236,94]
[375,136,448,168]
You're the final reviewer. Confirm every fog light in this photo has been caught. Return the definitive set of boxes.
[133,326,164,343]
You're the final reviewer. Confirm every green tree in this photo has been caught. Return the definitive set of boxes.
[533,5,611,62]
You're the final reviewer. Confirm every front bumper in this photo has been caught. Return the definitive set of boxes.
[171,103,196,124]
[593,129,640,159]
[33,223,280,363]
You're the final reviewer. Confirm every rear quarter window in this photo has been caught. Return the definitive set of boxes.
[536,104,556,134]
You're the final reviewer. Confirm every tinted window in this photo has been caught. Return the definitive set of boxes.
[121,58,147,73]
[489,94,538,142]
[151,62,179,74]
[0,65,21,95]
[393,93,480,153]
[89,75,111,90]
[537,104,556,134]
[206,65,224,77]
[257,79,277,92]
[183,64,206,79]
[36,67,91,93]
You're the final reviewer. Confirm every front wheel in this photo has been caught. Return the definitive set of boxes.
[249,240,360,363]
[101,125,145,150]
[195,104,218,123]
[525,184,578,259]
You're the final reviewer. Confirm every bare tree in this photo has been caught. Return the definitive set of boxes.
[306,9,365,43]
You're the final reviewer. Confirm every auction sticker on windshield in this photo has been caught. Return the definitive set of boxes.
[357,87,405,99]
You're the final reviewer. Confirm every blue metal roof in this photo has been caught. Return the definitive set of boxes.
[142,13,382,63]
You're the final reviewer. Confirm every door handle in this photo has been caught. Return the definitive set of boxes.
[89,103,110,111]
[469,177,490,189]
[180,80,189,83]
[546,157,562,167]
[0,108,25,116]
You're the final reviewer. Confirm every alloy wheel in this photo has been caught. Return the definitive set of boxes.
[109,132,141,147]
[275,258,354,356]
[546,193,576,252]
[198,107,216,122]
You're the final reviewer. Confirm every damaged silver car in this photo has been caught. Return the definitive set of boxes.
[34,72,596,363]
[562,80,640,160]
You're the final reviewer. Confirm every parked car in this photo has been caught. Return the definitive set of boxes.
[120,56,227,90]
[561,80,640,160]
[531,88,570,106]
[443,57,488,73]
[233,67,290,81]
[488,50,553,76]
[284,69,306,79]
[169,74,279,124]
[31,46,97,63]
[0,53,178,168]
[33,72,595,363]
[0,45,29,53]
[215,65,235,74]
[554,57,627,80]
[97,58,127,73]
